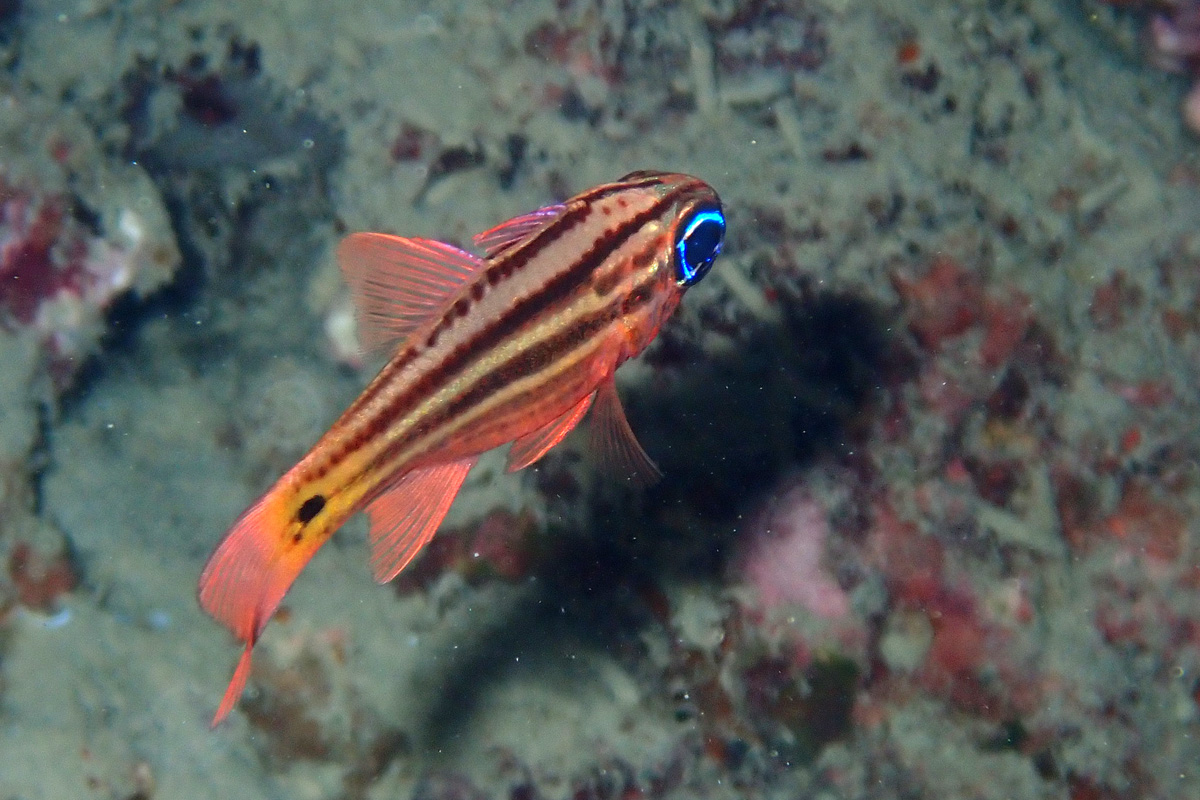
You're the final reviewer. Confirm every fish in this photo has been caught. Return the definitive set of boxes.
[197,170,726,725]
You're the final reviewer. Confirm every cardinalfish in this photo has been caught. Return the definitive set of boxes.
[198,170,726,725]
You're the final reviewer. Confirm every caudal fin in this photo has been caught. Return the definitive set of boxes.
[198,491,307,724]
[212,640,255,727]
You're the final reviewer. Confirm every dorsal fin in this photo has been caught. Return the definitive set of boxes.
[337,232,484,356]
[472,203,566,257]
[365,457,477,583]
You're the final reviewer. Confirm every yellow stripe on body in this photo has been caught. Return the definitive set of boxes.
[274,178,692,547]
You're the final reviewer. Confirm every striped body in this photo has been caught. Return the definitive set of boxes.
[199,171,724,725]
[299,174,699,523]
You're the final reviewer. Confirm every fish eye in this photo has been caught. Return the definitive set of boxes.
[675,205,725,287]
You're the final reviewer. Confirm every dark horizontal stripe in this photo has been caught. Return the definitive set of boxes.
[329,186,685,472]
[423,173,669,351]
[367,304,619,475]
[369,266,662,475]
[315,233,564,472]
[469,188,683,369]
[329,179,654,436]
[336,175,669,423]
[307,177,687,489]
[474,173,664,302]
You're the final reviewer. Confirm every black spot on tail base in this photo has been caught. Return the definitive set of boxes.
[298,494,326,524]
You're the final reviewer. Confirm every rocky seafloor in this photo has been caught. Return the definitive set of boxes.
[1,1,1199,798]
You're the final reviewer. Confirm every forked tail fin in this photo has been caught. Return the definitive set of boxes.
[213,639,256,727]
[198,491,307,725]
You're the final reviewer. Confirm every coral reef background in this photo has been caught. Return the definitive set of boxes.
[0,0,1198,798]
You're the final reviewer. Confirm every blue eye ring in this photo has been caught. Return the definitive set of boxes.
[674,206,725,287]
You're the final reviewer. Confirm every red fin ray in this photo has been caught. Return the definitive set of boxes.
[212,641,255,727]
[338,233,484,355]
[472,203,566,256]
[198,494,295,643]
[366,458,476,583]
[507,390,595,472]
[591,380,662,487]
[199,492,310,725]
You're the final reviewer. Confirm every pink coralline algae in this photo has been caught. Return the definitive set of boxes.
[0,175,175,377]
[0,180,72,326]
[736,481,849,619]
[1134,0,1200,131]
[392,508,540,594]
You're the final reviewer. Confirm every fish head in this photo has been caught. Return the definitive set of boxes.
[604,171,726,357]
[655,173,725,290]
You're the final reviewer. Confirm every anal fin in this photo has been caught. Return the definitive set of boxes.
[366,458,476,583]
[507,390,596,472]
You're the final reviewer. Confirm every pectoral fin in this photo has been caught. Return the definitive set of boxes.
[591,380,662,487]
[507,390,596,472]
[366,457,477,583]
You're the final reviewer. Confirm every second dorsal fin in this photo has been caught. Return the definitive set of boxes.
[337,232,485,356]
